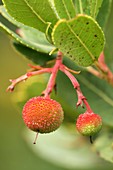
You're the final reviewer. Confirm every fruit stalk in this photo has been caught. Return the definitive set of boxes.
[42,51,63,98]
[60,64,93,113]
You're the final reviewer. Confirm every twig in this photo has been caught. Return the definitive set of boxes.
[60,64,93,113]
[42,51,63,98]
[7,68,52,92]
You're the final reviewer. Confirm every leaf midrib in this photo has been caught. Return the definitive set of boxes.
[24,0,47,25]
[67,23,95,62]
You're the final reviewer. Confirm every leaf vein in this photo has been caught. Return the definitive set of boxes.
[62,0,71,19]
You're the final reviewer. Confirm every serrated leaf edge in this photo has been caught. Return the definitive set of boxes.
[0,22,54,53]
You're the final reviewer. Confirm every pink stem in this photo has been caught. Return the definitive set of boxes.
[7,68,52,92]
[98,52,113,81]
[87,52,113,86]
[98,52,109,72]
[42,51,63,98]
[60,64,93,113]
[83,99,93,113]
[7,50,93,114]
[87,66,102,78]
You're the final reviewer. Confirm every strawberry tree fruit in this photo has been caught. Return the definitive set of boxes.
[76,111,102,136]
[22,96,64,133]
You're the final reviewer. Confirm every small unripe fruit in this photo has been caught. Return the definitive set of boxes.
[76,111,102,136]
[22,97,64,133]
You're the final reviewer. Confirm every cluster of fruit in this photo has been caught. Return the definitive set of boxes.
[7,52,102,144]
[22,96,102,144]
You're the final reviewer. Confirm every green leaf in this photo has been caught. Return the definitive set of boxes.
[89,0,103,19]
[52,15,105,67]
[0,6,54,53]
[93,131,113,163]
[21,0,58,27]
[2,0,59,33]
[54,0,76,19]
[0,5,24,27]
[18,27,55,52]
[0,22,54,53]
[97,0,112,29]
[2,0,47,32]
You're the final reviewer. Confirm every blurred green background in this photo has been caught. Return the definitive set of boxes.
[0,16,67,170]
[1,1,113,170]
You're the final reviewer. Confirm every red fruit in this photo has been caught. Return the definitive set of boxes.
[22,97,64,133]
[76,111,102,136]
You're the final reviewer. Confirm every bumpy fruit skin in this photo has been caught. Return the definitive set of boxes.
[22,97,64,133]
[76,112,102,136]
